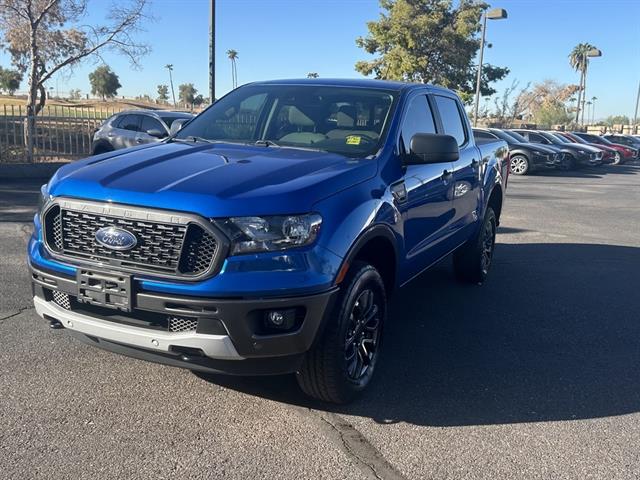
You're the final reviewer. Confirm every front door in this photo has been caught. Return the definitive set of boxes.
[396,94,455,281]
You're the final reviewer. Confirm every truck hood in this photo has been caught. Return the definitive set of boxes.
[48,142,377,217]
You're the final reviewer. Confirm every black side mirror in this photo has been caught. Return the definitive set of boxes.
[147,128,167,138]
[407,133,459,164]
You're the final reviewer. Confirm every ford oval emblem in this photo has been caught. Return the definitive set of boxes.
[95,226,137,251]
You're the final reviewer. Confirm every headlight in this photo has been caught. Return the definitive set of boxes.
[220,214,322,255]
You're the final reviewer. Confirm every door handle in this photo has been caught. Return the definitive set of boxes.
[441,170,453,182]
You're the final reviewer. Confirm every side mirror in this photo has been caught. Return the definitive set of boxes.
[407,133,459,164]
[169,118,191,136]
[147,128,167,138]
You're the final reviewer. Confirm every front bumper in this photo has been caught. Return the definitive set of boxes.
[31,264,338,375]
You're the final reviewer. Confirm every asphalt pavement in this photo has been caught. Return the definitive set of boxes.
[1,162,639,479]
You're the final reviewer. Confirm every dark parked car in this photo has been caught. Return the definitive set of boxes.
[92,110,194,155]
[512,129,602,168]
[473,128,562,175]
[555,131,618,164]
[572,132,636,163]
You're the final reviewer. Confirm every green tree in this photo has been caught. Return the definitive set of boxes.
[534,101,571,127]
[178,83,197,108]
[68,88,82,100]
[0,0,150,162]
[355,0,508,99]
[0,65,22,94]
[88,65,121,100]
[226,49,238,89]
[157,84,169,103]
[307,72,319,78]
[569,42,598,124]
[604,115,630,127]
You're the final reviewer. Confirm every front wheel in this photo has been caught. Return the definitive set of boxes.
[612,152,622,165]
[296,262,386,404]
[453,207,497,284]
[509,155,530,175]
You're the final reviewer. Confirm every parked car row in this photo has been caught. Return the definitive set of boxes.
[473,127,640,175]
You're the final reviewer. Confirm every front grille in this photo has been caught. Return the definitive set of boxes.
[43,200,223,279]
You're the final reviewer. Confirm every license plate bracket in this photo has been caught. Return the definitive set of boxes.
[77,268,132,312]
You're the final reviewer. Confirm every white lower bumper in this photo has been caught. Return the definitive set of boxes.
[33,296,243,360]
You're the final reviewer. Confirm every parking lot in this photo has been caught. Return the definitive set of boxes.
[1,162,639,479]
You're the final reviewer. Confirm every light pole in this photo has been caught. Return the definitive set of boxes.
[165,64,176,107]
[633,80,640,134]
[580,48,602,126]
[473,7,507,127]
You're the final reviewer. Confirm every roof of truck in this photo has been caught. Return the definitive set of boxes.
[249,78,455,95]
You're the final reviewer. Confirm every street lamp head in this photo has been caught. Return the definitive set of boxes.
[587,48,602,57]
[486,8,508,20]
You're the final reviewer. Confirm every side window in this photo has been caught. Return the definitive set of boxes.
[528,133,545,143]
[474,130,495,140]
[140,116,164,133]
[434,95,467,146]
[400,95,436,154]
[120,115,141,132]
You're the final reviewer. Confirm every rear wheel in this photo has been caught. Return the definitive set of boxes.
[509,155,530,175]
[296,262,386,404]
[453,207,497,284]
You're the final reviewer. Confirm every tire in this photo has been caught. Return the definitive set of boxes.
[509,155,530,175]
[563,155,576,170]
[453,207,497,285]
[612,152,622,165]
[296,261,386,404]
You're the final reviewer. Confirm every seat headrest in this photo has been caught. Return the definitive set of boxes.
[288,106,315,128]
[336,105,356,128]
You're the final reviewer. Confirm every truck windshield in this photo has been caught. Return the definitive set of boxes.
[174,84,397,157]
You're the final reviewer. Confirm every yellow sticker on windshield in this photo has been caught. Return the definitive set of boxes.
[346,135,361,145]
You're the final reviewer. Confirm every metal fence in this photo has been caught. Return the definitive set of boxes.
[0,105,123,163]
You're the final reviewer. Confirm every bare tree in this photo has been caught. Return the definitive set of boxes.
[0,0,150,161]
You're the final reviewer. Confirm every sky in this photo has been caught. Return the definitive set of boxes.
[1,0,639,119]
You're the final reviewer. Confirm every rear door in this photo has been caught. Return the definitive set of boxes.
[397,93,455,280]
[433,94,481,238]
[114,114,143,149]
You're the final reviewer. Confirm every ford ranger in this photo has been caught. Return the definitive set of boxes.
[29,79,508,403]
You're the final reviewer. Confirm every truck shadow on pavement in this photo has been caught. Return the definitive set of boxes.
[201,242,640,427]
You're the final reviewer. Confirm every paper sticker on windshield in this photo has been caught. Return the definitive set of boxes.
[346,135,361,145]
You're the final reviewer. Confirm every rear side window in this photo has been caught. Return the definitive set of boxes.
[116,114,141,132]
[399,95,436,154]
[474,130,496,140]
[140,115,164,133]
[528,132,546,143]
[434,95,466,146]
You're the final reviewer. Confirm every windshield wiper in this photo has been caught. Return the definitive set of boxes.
[170,136,214,144]
[254,139,281,147]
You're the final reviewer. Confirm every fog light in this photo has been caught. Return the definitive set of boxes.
[264,308,296,330]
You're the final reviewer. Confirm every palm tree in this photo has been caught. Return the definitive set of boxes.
[591,96,597,124]
[569,43,597,124]
[226,49,238,89]
[586,101,592,124]
[165,64,176,107]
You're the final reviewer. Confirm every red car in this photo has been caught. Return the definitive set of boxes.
[556,132,617,164]
[572,132,636,165]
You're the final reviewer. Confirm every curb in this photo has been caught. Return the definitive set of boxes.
[0,162,67,180]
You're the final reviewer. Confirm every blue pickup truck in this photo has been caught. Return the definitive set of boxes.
[29,79,508,403]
